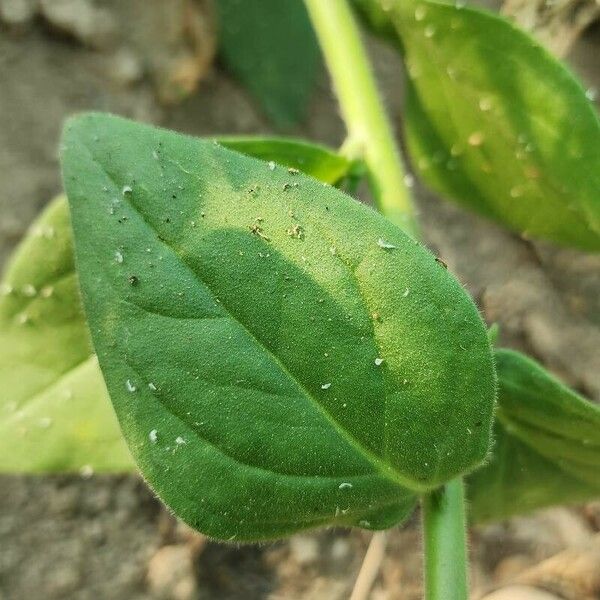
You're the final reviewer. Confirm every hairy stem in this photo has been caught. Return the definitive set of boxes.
[422,478,469,600]
[304,0,419,237]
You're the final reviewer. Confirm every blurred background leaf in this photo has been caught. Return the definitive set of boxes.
[0,197,133,473]
[468,349,600,522]
[353,0,600,251]
[215,0,321,127]
[220,136,359,185]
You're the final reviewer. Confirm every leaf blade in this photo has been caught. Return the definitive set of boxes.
[61,113,495,539]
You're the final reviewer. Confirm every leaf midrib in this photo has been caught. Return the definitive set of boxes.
[495,414,600,494]
[125,194,422,491]
[496,409,600,468]
[126,357,411,488]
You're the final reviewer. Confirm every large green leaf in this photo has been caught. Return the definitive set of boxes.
[355,0,600,251]
[215,0,320,127]
[0,138,359,474]
[469,349,600,522]
[0,197,133,473]
[61,113,495,540]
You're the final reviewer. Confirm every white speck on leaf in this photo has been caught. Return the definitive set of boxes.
[149,429,158,443]
[321,383,331,390]
[375,358,384,366]
[175,436,186,445]
[510,186,522,198]
[114,250,124,264]
[377,238,396,249]
[479,97,493,111]
[268,161,276,171]
[21,284,37,297]
[468,132,485,147]
[403,288,410,297]
[126,379,137,393]
[32,225,55,239]
[148,382,157,391]
[122,185,133,195]
[338,482,353,490]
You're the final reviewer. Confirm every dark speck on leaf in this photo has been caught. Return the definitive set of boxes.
[249,223,270,241]
[128,275,139,286]
[435,257,448,269]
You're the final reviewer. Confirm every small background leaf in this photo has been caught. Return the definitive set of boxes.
[215,0,321,127]
[356,0,600,251]
[0,197,132,473]
[468,349,600,522]
[220,137,357,185]
[61,113,495,540]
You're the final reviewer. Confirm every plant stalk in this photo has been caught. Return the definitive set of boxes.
[421,478,469,600]
[303,0,419,237]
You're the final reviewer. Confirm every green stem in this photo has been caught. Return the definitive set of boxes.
[306,4,467,598]
[304,0,419,237]
[422,478,469,600]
